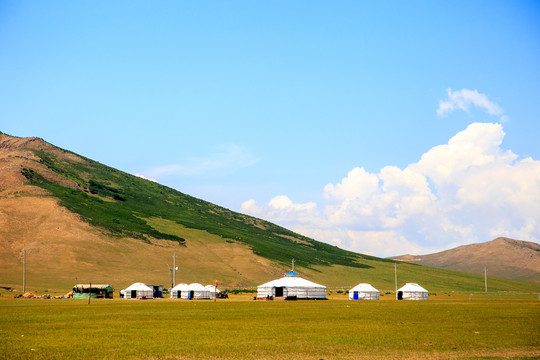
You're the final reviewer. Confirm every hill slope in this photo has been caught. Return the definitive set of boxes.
[391,238,540,283]
[0,132,537,293]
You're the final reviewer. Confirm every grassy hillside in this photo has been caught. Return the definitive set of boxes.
[15,137,373,270]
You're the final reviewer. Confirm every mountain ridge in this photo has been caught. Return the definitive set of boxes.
[390,237,540,283]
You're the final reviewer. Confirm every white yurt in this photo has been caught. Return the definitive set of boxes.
[186,283,211,299]
[205,285,220,298]
[122,282,154,299]
[257,271,326,300]
[397,283,428,300]
[171,283,212,300]
[348,283,380,300]
[170,283,189,299]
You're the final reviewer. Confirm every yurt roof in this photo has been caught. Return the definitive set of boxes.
[398,283,428,292]
[187,283,207,290]
[284,271,299,277]
[259,276,325,289]
[350,283,379,292]
[171,283,189,291]
[73,284,113,291]
[124,282,153,291]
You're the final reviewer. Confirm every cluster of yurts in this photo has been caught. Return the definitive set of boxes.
[120,268,429,301]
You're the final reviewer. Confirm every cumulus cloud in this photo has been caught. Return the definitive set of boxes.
[437,88,504,119]
[145,144,258,179]
[241,123,540,257]
[241,196,317,225]
[134,173,158,183]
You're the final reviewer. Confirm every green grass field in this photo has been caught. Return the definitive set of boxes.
[1,295,538,359]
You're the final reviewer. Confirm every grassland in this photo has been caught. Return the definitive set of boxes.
[1,295,538,359]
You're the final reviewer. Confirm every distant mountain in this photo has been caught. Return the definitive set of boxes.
[0,132,537,293]
[391,238,540,283]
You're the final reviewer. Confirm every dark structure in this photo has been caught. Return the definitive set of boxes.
[72,284,114,299]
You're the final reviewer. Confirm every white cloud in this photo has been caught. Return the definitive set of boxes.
[437,88,504,119]
[345,230,428,257]
[241,195,317,225]
[145,144,259,179]
[240,122,540,257]
[268,195,317,212]
[134,173,158,183]
[240,198,261,216]
[323,167,379,202]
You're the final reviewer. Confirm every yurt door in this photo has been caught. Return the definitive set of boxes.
[131,290,137,298]
[188,290,194,300]
[177,291,181,298]
[275,287,284,297]
[397,291,403,300]
[353,291,359,300]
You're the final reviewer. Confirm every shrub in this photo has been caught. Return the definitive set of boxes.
[229,289,256,294]
[113,194,126,201]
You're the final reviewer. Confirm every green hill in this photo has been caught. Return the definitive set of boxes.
[0,132,537,293]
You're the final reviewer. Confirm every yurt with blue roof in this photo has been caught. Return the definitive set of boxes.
[256,261,326,300]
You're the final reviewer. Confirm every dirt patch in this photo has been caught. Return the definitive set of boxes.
[0,193,286,291]
[148,348,540,360]
[273,232,314,247]
[0,133,87,193]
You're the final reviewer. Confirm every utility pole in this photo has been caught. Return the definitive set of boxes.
[168,253,178,289]
[22,248,26,293]
[173,252,176,287]
[394,263,398,299]
[292,258,295,272]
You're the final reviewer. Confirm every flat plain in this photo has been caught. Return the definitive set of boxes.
[1,293,538,360]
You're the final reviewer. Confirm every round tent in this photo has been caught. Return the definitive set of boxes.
[172,283,212,300]
[257,271,326,300]
[122,282,154,299]
[170,283,189,299]
[205,285,220,298]
[397,283,428,300]
[348,283,380,300]
[187,283,211,299]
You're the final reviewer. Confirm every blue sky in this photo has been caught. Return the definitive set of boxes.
[1,1,539,256]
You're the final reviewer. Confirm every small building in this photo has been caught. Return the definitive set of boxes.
[185,283,211,299]
[72,284,114,299]
[121,283,154,299]
[348,283,380,300]
[257,271,326,300]
[147,285,164,298]
[397,283,428,300]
